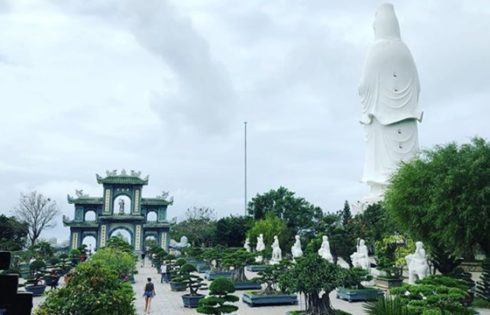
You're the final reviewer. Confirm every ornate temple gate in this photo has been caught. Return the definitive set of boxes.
[63,170,172,253]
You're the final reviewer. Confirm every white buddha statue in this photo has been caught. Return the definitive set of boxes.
[270,235,282,264]
[318,235,333,263]
[405,241,429,284]
[244,237,251,252]
[359,3,423,202]
[351,239,370,270]
[255,234,265,263]
[291,235,303,259]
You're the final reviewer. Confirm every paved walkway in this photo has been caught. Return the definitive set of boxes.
[132,260,366,315]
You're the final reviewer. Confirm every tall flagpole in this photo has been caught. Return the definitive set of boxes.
[244,121,248,216]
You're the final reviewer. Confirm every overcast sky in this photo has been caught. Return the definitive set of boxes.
[1,0,489,242]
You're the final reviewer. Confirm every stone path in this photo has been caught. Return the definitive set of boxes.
[132,260,366,315]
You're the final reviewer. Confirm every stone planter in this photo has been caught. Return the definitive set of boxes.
[245,265,268,272]
[461,261,483,272]
[196,262,210,273]
[242,292,298,306]
[336,287,383,302]
[181,294,205,308]
[25,284,46,297]
[375,276,403,289]
[233,281,262,290]
[205,271,233,280]
[170,281,187,292]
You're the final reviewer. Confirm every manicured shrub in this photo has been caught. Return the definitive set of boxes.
[197,278,239,315]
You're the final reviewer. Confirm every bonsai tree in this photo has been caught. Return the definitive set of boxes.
[390,279,475,314]
[197,278,239,315]
[222,248,256,283]
[201,246,227,272]
[339,267,372,289]
[279,253,347,315]
[174,264,207,295]
[255,260,291,294]
[476,258,490,302]
[173,263,207,307]
[375,235,414,279]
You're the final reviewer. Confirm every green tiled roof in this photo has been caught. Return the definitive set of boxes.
[67,195,103,205]
[96,173,148,185]
[141,198,172,206]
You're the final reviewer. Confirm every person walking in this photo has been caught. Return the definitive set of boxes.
[143,277,155,314]
[160,262,168,283]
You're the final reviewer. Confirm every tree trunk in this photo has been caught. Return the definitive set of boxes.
[305,291,335,315]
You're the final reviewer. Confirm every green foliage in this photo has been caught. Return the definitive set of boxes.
[222,248,256,282]
[364,296,409,315]
[171,207,218,247]
[0,214,29,251]
[375,235,414,278]
[279,254,346,314]
[35,247,136,315]
[351,203,396,252]
[90,247,136,280]
[201,246,229,272]
[389,282,474,315]
[105,235,133,254]
[473,297,490,308]
[197,278,239,315]
[384,137,490,256]
[339,267,372,289]
[315,212,356,266]
[255,261,291,294]
[215,215,253,247]
[30,241,55,260]
[173,263,207,296]
[477,258,490,301]
[247,186,323,233]
[247,212,290,254]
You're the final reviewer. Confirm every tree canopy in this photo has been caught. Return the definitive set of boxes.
[171,207,217,247]
[247,186,323,233]
[215,215,253,247]
[384,137,490,255]
[0,214,28,251]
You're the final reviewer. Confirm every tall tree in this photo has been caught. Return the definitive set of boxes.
[247,187,323,233]
[171,207,217,247]
[0,214,29,251]
[14,191,59,246]
[215,215,253,247]
[384,137,490,256]
[341,200,351,226]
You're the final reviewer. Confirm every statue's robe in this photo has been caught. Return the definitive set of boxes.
[359,3,423,197]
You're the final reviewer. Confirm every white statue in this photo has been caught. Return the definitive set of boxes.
[169,236,190,256]
[270,235,282,264]
[255,234,265,263]
[291,235,303,259]
[405,241,429,284]
[118,198,125,214]
[244,237,251,252]
[351,239,370,270]
[318,235,333,263]
[359,3,423,202]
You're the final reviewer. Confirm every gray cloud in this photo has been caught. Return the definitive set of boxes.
[1,0,490,242]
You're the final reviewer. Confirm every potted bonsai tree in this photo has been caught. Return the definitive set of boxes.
[279,254,364,314]
[222,248,261,290]
[197,277,239,315]
[69,248,81,266]
[169,258,188,291]
[173,263,207,308]
[374,235,413,289]
[202,246,233,280]
[25,259,47,296]
[242,261,298,306]
[336,267,383,302]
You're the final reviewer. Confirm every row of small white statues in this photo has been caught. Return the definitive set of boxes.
[244,234,328,263]
[245,235,428,284]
